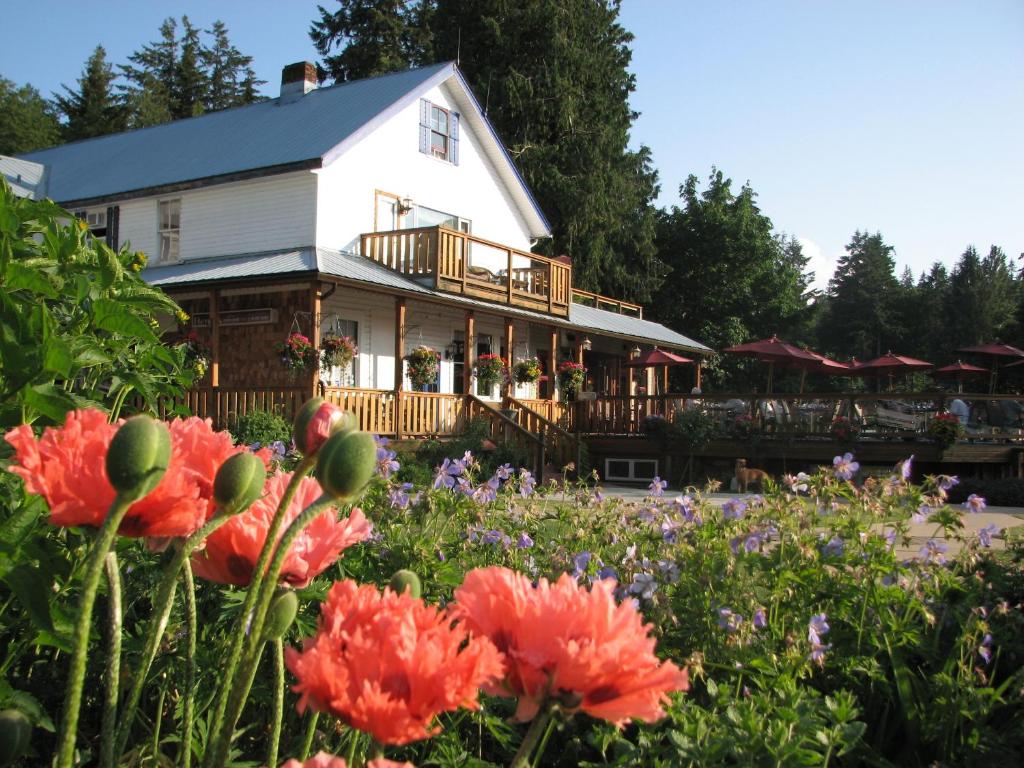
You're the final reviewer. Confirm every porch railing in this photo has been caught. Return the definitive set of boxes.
[506,396,580,471]
[361,226,572,317]
[140,386,309,430]
[322,388,465,438]
[466,395,545,476]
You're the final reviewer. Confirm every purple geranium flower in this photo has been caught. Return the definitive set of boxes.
[516,532,534,549]
[753,607,767,629]
[833,452,860,481]
[722,498,747,520]
[648,476,668,498]
[388,482,414,510]
[629,572,657,600]
[432,457,463,490]
[573,551,592,578]
[919,538,948,564]
[899,455,914,481]
[963,494,986,513]
[518,468,536,498]
[979,633,994,665]
[978,524,1000,548]
[822,536,845,557]
[718,608,743,633]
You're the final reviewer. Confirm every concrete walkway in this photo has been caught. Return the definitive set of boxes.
[600,484,1022,557]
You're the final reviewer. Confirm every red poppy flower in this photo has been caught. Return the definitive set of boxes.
[4,410,256,538]
[286,579,504,745]
[280,754,414,768]
[452,566,688,725]
[191,472,370,587]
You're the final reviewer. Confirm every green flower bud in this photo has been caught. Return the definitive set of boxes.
[213,453,266,516]
[315,430,376,500]
[106,416,171,499]
[262,590,298,641]
[293,398,356,456]
[389,569,422,599]
[0,709,31,766]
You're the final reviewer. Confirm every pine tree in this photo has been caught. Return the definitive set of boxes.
[0,78,60,154]
[54,45,125,141]
[175,16,207,118]
[120,17,178,126]
[311,0,425,83]
[203,20,265,110]
[947,245,1017,347]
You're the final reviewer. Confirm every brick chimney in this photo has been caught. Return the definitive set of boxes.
[280,61,317,102]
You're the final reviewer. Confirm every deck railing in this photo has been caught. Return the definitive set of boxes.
[570,288,643,318]
[137,386,310,430]
[506,396,580,470]
[361,226,572,317]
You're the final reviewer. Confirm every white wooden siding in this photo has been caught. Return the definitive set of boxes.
[315,82,535,254]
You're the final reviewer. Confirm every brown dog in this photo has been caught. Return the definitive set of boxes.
[735,458,769,493]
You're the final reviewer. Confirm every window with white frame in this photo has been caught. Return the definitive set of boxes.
[158,199,181,264]
[419,99,459,164]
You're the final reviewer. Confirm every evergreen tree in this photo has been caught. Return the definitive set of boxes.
[175,16,207,118]
[203,20,265,110]
[0,78,60,154]
[54,46,125,141]
[653,170,812,363]
[309,0,664,303]
[120,17,178,126]
[947,245,1017,347]
[818,231,900,359]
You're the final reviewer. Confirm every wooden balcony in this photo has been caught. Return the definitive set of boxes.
[361,226,571,317]
[570,288,643,318]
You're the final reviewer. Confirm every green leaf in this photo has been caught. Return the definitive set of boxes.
[1,563,55,634]
[42,337,73,378]
[4,262,57,297]
[21,383,100,422]
[91,298,158,343]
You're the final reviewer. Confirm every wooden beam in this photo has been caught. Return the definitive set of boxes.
[695,359,702,390]
[548,327,558,402]
[310,282,322,400]
[464,311,476,395]
[503,317,514,398]
[209,289,220,388]
[394,297,406,438]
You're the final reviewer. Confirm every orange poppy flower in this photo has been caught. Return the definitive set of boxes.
[280,754,414,768]
[4,410,255,538]
[191,472,370,587]
[451,566,688,725]
[285,580,504,745]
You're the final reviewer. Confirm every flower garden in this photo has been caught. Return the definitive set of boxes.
[1,398,1023,767]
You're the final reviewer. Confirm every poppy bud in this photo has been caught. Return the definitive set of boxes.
[389,569,422,599]
[0,709,31,766]
[105,416,171,499]
[293,399,355,456]
[213,453,266,516]
[262,590,298,640]
[315,431,376,500]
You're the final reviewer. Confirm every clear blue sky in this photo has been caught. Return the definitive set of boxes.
[3,1,1021,290]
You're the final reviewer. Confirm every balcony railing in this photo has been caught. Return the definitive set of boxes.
[361,226,572,317]
[570,288,643,318]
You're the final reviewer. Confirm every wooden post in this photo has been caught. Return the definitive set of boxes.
[310,283,322,400]
[548,327,558,402]
[209,289,220,388]
[464,311,475,396]
[394,297,406,438]
[695,359,702,390]
[506,248,514,305]
[503,317,514,399]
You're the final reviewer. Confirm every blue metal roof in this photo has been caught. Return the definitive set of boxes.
[19,63,454,204]
[144,249,710,354]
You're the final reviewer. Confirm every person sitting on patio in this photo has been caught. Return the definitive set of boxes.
[1000,398,1024,428]
[949,397,969,426]
[685,387,703,410]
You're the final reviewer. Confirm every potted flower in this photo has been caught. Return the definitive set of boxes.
[474,353,506,396]
[512,357,542,384]
[320,334,357,372]
[405,345,441,391]
[180,330,211,380]
[730,413,757,439]
[829,415,861,443]
[557,361,586,401]
[277,333,318,375]
[928,411,964,448]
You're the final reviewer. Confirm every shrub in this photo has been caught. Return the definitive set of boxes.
[229,408,292,448]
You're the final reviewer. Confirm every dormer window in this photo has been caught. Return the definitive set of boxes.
[158,199,181,264]
[419,99,459,164]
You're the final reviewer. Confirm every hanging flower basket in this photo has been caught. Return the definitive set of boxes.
[320,334,358,372]
[512,357,542,384]
[829,416,861,443]
[179,330,211,380]
[474,353,507,394]
[928,411,964,448]
[557,361,586,401]
[406,345,441,390]
[278,333,318,374]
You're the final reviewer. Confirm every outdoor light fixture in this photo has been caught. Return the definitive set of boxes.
[582,336,593,351]
[398,196,414,215]
[631,345,641,358]
[444,339,464,360]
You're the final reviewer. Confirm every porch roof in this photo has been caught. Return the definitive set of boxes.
[143,247,711,354]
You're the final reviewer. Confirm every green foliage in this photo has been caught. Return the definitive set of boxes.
[53,45,126,142]
[668,408,717,453]
[0,179,194,427]
[228,409,292,449]
[0,78,60,155]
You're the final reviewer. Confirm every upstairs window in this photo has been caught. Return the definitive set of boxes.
[419,99,459,164]
[158,199,180,264]
[74,206,120,248]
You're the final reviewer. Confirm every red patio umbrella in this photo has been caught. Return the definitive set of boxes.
[956,342,1024,393]
[723,336,819,393]
[623,347,694,394]
[935,360,988,393]
[795,350,853,393]
[857,351,933,391]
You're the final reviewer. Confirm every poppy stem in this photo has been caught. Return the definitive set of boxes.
[510,703,555,768]
[205,458,315,766]
[97,551,122,768]
[298,711,319,760]
[267,638,284,768]
[210,494,337,768]
[181,559,198,768]
[55,493,134,768]
[113,513,236,762]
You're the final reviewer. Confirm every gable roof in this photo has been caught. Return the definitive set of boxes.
[0,156,48,199]
[143,248,711,354]
[17,63,550,238]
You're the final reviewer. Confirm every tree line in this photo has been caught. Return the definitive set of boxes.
[0,16,262,151]
[2,1,1017,390]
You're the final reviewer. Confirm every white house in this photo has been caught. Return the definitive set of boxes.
[9,61,709,454]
